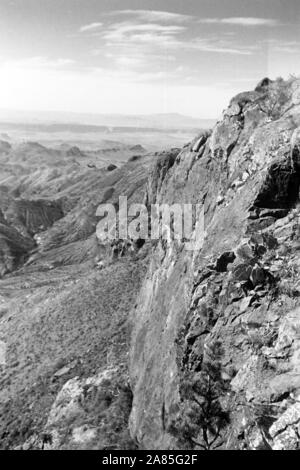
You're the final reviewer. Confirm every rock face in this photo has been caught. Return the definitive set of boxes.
[0,199,63,277]
[5,199,64,237]
[0,211,35,276]
[129,77,300,450]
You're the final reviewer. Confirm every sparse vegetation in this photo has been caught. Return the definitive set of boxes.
[0,259,148,449]
[258,77,295,120]
[168,342,230,450]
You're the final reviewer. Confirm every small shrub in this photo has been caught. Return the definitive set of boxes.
[168,341,230,450]
[258,78,293,120]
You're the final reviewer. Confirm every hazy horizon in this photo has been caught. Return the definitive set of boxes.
[0,106,217,127]
[0,0,299,118]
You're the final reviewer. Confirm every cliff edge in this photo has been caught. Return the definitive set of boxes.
[129,77,300,450]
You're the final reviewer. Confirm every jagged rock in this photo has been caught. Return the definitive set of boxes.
[250,264,266,286]
[247,217,277,232]
[248,426,271,450]
[145,148,180,205]
[270,403,300,450]
[20,368,122,449]
[129,78,300,450]
[225,102,241,117]
[260,233,278,250]
[191,133,209,152]
[258,208,289,219]
[236,242,254,261]
[255,77,273,92]
[232,262,253,282]
[239,296,254,313]
[47,369,117,428]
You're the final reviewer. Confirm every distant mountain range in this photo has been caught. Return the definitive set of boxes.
[0,109,216,130]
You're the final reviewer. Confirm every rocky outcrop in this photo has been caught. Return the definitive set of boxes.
[16,367,134,450]
[129,77,300,450]
[66,146,86,158]
[0,199,63,276]
[0,209,35,277]
[5,199,63,238]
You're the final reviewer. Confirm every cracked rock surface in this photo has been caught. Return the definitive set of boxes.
[129,77,300,450]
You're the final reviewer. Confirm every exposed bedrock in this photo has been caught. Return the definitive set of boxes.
[0,209,35,277]
[5,199,64,237]
[0,199,64,277]
[129,78,300,450]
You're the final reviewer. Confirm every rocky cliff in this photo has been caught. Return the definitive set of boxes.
[1,77,300,451]
[129,77,300,450]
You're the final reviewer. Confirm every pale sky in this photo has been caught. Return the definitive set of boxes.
[0,0,299,118]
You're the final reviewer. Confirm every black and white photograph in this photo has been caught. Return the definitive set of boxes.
[0,0,299,454]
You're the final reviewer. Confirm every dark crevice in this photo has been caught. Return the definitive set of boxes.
[254,163,300,209]
[215,252,236,272]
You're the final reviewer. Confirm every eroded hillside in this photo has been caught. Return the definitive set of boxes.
[0,140,159,449]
